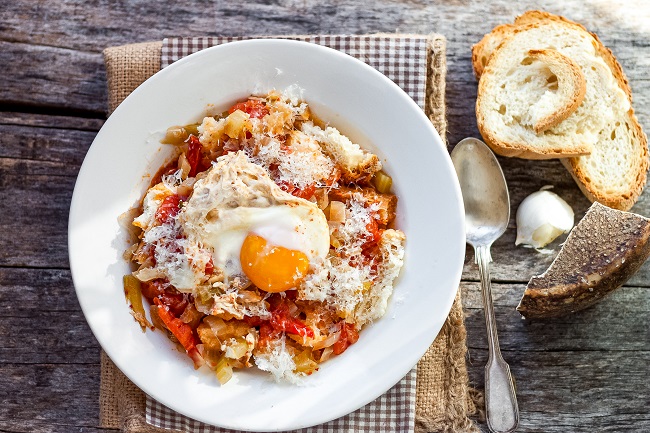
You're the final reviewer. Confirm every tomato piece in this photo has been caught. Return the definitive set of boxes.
[204,257,214,275]
[158,290,188,316]
[141,280,188,316]
[268,299,314,338]
[333,322,359,355]
[361,216,383,254]
[186,136,202,177]
[278,181,316,200]
[325,169,341,187]
[140,279,165,300]
[258,321,281,347]
[229,99,269,119]
[153,298,202,368]
[254,295,314,342]
[293,184,316,200]
[155,194,182,224]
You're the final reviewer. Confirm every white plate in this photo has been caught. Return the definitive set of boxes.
[69,39,464,431]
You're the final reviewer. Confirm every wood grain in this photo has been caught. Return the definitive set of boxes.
[1,1,649,432]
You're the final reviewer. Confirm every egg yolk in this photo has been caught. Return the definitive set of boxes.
[240,234,310,293]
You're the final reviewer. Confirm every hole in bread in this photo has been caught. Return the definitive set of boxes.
[499,105,506,115]
[500,83,506,89]
[546,74,558,91]
[611,130,617,140]
[481,56,487,66]
[520,57,534,66]
[523,77,532,84]
[591,66,597,71]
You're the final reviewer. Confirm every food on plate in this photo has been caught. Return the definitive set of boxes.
[124,91,406,384]
[515,188,574,249]
[473,10,648,210]
[517,202,650,319]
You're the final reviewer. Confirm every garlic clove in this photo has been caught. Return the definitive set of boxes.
[515,190,574,248]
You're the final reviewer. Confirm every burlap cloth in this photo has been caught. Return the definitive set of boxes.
[99,35,481,433]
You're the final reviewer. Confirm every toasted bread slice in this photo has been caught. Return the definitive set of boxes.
[472,23,517,79]
[476,21,627,158]
[328,186,398,226]
[517,202,650,319]
[301,121,381,184]
[472,10,582,80]
[475,11,647,208]
[561,109,648,210]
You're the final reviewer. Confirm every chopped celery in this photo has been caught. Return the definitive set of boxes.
[373,171,393,194]
[123,275,153,332]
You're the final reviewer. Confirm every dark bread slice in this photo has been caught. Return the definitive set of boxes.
[517,202,650,318]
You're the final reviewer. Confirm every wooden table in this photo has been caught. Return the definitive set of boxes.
[1,1,648,432]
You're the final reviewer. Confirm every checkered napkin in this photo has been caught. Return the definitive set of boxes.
[161,36,427,109]
[143,35,429,433]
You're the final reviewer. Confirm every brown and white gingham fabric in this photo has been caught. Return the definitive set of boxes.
[147,369,416,433]
[161,36,427,109]
[143,35,429,433]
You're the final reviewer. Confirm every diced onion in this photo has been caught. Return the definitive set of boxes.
[311,330,341,350]
[320,347,334,362]
[293,349,319,375]
[329,201,346,223]
[177,153,191,179]
[224,110,249,138]
[132,267,164,282]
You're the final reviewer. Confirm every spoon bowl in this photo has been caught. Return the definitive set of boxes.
[452,137,510,247]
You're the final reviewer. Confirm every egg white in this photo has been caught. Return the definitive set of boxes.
[181,151,330,282]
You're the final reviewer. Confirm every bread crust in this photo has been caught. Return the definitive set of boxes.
[561,110,648,211]
[473,10,593,80]
[526,49,586,133]
[517,202,650,318]
[471,23,516,79]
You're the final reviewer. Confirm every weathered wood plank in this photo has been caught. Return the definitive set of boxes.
[0,269,100,365]
[0,363,108,433]
[468,349,650,433]
[0,112,104,132]
[0,165,74,268]
[461,282,650,352]
[0,1,649,122]
[0,123,94,165]
[462,282,650,433]
[0,41,106,113]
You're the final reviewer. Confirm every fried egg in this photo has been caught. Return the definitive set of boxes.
[181,151,329,293]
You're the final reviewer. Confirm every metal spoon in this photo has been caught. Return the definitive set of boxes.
[451,137,519,433]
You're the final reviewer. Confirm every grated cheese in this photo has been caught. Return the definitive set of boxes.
[299,196,377,321]
[253,337,302,384]
[248,131,335,189]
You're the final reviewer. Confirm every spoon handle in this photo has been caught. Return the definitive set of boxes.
[475,244,519,433]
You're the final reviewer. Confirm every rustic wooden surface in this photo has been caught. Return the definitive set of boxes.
[1,1,649,432]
